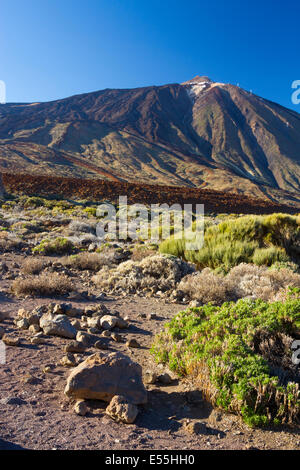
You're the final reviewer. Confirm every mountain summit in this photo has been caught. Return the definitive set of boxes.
[0,77,300,206]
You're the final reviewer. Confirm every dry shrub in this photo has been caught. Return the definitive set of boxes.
[11,273,72,297]
[178,263,300,305]
[130,247,157,262]
[0,232,23,252]
[227,264,300,301]
[62,250,116,271]
[92,254,194,294]
[178,268,231,305]
[22,257,46,275]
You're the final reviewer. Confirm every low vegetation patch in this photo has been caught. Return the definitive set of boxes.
[32,237,74,256]
[160,213,300,272]
[22,257,47,275]
[92,254,194,294]
[62,250,116,271]
[178,263,300,305]
[151,294,300,427]
[11,273,72,297]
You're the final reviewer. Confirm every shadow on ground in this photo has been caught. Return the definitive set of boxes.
[0,438,27,450]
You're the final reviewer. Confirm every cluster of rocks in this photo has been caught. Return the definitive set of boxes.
[65,351,147,423]
[1,301,148,424]
[0,301,139,355]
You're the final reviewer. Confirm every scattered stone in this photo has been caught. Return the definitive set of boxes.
[64,352,147,404]
[29,324,41,334]
[106,395,138,424]
[16,318,29,330]
[126,339,140,349]
[40,313,77,339]
[146,312,158,320]
[31,336,46,345]
[76,331,94,346]
[87,327,100,335]
[87,317,101,329]
[100,315,117,330]
[208,409,223,425]
[101,330,111,338]
[143,370,157,384]
[157,373,173,385]
[22,374,39,385]
[115,317,129,329]
[184,421,207,435]
[74,400,88,416]
[2,335,20,346]
[60,353,77,367]
[65,341,86,354]
[70,319,81,330]
[189,300,202,308]
[95,339,110,350]
[111,333,122,343]
[0,396,26,406]
[17,308,40,326]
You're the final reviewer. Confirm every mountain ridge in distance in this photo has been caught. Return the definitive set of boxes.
[0,75,300,207]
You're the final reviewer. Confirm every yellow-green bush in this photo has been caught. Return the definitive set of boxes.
[159,213,300,271]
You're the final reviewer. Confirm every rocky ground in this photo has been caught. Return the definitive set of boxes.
[0,254,300,451]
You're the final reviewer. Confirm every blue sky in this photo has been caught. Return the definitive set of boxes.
[1,0,300,111]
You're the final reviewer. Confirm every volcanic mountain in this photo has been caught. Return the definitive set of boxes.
[0,76,300,206]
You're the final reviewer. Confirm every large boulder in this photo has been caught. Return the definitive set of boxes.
[64,352,147,404]
[40,313,77,339]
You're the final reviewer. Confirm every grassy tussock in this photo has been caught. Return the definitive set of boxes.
[11,273,72,297]
[62,250,116,271]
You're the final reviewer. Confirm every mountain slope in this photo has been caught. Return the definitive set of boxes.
[0,76,300,206]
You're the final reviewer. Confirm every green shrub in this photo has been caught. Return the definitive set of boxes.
[252,247,290,266]
[32,237,74,256]
[160,213,300,271]
[151,297,300,427]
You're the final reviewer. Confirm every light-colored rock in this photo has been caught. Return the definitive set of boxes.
[16,318,29,330]
[76,331,91,346]
[2,335,20,346]
[143,370,157,384]
[74,400,88,416]
[40,313,77,339]
[31,336,45,345]
[126,339,140,349]
[94,339,109,350]
[184,421,207,435]
[111,333,122,343]
[17,308,40,326]
[100,315,117,330]
[87,316,101,329]
[29,324,41,334]
[60,353,77,367]
[64,341,86,353]
[64,352,147,404]
[70,319,81,330]
[115,317,129,329]
[106,395,138,424]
